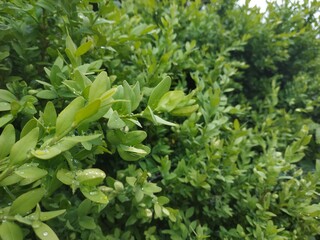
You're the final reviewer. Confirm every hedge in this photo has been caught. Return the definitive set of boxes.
[0,0,320,239]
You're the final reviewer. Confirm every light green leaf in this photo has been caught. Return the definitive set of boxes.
[39,209,66,221]
[107,110,126,129]
[10,127,39,165]
[15,165,47,180]
[0,124,15,159]
[0,173,23,186]
[32,221,59,240]
[66,35,77,55]
[32,147,61,160]
[0,114,14,128]
[117,144,150,161]
[148,76,171,109]
[170,104,199,117]
[142,182,162,194]
[10,188,45,215]
[0,90,18,103]
[75,40,93,57]
[0,221,23,240]
[88,71,108,102]
[42,102,57,127]
[36,90,58,100]
[56,169,74,185]
[156,90,185,112]
[78,216,96,230]
[80,186,109,204]
[0,102,11,111]
[20,119,38,138]
[76,168,106,186]
[123,131,147,145]
[55,97,85,138]
[74,99,101,126]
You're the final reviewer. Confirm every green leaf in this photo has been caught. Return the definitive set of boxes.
[32,147,62,160]
[74,99,101,126]
[76,168,106,186]
[10,127,39,165]
[123,131,147,145]
[65,35,77,55]
[170,105,199,116]
[78,216,96,230]
[39,209,66,221]
[32,134,100,160]
[0,221,23,240]
[156,90,185,112]
[0,173,23,186]
[0,90,18,103]
[0,114,14,128]
[10,188,45,215]
[32,221,59,240]
[56,169,74,185]
[117,144,150,161]
[36,90,58,100]
[107,110,126,129]
[42,102,57,127]
[142,182,162,194]
[20,119,38,138]
[80,186,109,204]
[88,71,108,102]
[148,76,171,109]
[55,97,85,138]
[0,124,15,159]
[75,40,93,57]
[0,102,11,111]
[15,165,47,180]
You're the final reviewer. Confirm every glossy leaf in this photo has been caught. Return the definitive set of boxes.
[80,186,109,204]
[32,221,59,240]
[15,165,47,180]
[76,168,106,186]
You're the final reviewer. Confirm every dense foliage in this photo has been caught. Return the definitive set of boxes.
[0,0,320,239]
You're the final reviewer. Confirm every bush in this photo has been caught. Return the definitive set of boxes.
[0,0,320,239]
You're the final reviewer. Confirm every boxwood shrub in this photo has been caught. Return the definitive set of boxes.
[0,0,320,239]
